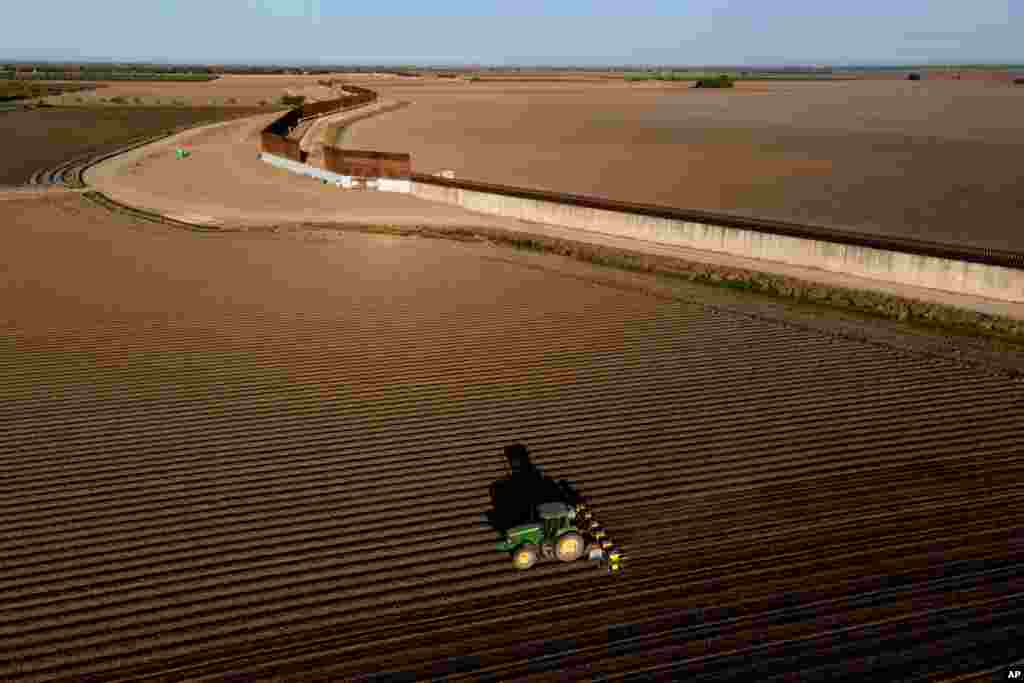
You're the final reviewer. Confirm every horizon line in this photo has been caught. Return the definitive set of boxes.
[2,58,1023,69]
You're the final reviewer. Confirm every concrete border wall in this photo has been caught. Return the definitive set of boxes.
[409,177,1024,303]
[258,152,411,192]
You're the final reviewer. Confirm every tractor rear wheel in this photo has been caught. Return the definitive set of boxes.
[512,544,539,570]
[555,532,585,562]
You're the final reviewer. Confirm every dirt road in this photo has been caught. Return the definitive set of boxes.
[82,111,540,230]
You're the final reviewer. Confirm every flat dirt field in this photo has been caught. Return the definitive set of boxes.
[344,76,1024,251]
[44,73,356,107]
[2,193,1023,680]
[0,105,271,185]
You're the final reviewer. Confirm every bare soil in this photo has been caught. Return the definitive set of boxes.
[0,105,269,185]
[80,98,1024,327]
[43,73,361,108]
[2,192,1022,680]
[82,112,557,230]
[344,77,1024,251]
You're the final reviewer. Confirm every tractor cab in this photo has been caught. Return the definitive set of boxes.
[538,502,576,538]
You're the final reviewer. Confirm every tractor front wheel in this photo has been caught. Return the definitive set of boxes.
[512,544,539,570]
[555,532,585,562]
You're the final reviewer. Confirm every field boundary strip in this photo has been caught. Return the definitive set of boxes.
[80,191,223,231]
[409,173,1024,271]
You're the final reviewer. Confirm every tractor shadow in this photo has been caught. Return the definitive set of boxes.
[483,445,584,538]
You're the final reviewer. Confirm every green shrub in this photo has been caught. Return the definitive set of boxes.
[279,94,306,106]
[133,96,143,104]
[693,74,735,89]
[109,95,127,103]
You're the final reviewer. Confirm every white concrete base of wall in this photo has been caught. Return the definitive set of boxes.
[409,180,1024,304]
[378,178,412,193]
[259,153,411,193]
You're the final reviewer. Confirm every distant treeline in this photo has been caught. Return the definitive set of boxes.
[0,63,845,77]
[2,63,467,77]
[836,64,1024,71]
[624,71,839,82]
[0,69,217,82]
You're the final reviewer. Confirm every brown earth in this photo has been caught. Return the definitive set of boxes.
[82,111,546,229]
[42,74,367,108]
[77,87,1024,324]
[0,106,270,185]
[343,77,1024,252]
[2,192,1022,680]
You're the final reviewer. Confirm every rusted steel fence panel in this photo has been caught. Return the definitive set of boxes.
[299,100,342,119]
[259,85,379,162]
[260,132,302,161]
[323,148,411,178]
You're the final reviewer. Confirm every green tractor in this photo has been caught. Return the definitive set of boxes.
[489,444,623,572]
[496,501,588,570]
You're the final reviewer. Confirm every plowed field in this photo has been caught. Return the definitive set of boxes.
[0,106,273,186]
[346,78,1024,252]
[2,194,1023,681]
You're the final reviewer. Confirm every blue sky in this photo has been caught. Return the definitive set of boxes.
[3,0,1020,65]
